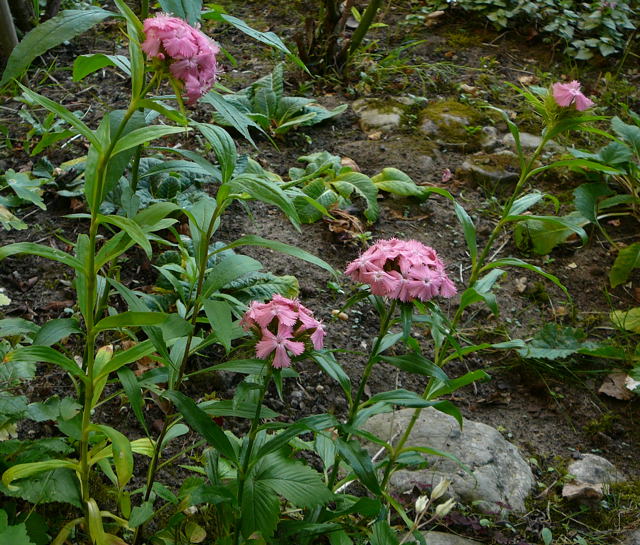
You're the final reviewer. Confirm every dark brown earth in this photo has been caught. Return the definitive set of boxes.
[1,1,640,543]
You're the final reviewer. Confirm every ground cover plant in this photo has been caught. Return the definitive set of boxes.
[1,1,640,545]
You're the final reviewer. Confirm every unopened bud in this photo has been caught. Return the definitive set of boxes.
[414,495,429,514]
[434,498,456,518]
[430,478,450,501]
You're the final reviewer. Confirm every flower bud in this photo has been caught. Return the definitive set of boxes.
[430,478,451,501]
[414,495,429,514]
[434,498,456,518]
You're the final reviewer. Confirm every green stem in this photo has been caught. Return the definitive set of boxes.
[326,299,396,490]
[234,365,273,545]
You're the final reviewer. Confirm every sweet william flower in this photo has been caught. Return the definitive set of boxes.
[345,238,456,303]
[242,294,325,368]
[552,80,594,111]
[142,14,219,105]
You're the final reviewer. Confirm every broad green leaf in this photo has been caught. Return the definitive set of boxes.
[223,235,337,277]
[610,242,640,288]
[240,476,279,539]
[5,346,85,381]
[253,451,333,508]
[4,170,45,209]
[1,8,114,86]
[203,300,234,353]
[2,460,78,490]
[0,242,81,272]
[158,0,202,24]
[370,520,400,545]
[573,182,613,224]
[200,254,263,300]
[612,116,640,155]
[332,172,379,222]
[507,191,544,217]
[610,307,640,333]
[0,514,34,544]
[111,126,187,155]
[372,167,427,198]
[128,500,154,528]
[164,390,237,461]
[73,54,131,81]
[193,123,237,183]
[93,311,168,333]
[91,424,133,488]
[516,323,597,360]
[1,468,81,508]
[138,99,187,125]
[0,317,39,337]
[513,213,589,255]
[32,318,81,346]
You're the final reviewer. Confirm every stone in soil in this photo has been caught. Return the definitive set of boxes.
[422,531,482,545]
[363,407,535,514]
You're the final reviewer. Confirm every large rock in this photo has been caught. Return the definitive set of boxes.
[501,132,563,154]
[423,531,481,545]
[352,98,407,132]
[363,408,535,514]
[567,453,626,485]
[458,151,520,192]
[418,99,485,150]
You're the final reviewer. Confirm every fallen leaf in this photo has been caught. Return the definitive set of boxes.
[624,375,640,393]
[598,372,635,400]
[515,276,527,293]
[367,131,382,141]
[340,157,361,172]
[566,262,577,269]
[518,75,538,85]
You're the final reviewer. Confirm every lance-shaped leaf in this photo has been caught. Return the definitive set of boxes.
[92,311,168,334]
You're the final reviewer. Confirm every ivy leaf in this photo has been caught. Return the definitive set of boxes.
[517,323,598,360]
[609,242,640,288]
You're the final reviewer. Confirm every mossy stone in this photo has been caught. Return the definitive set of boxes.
[418,99,486,149]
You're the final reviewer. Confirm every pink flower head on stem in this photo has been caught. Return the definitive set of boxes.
[242,295,325,369]
[142,14,219,105]
[345,238,456,303]
[552,80,594,111]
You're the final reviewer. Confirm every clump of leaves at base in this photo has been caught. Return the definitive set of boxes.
[269,151,427,223]
[211,64,347,137]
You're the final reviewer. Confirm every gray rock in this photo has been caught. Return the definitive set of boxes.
[422,531,481,545]
[479,126,500,151]
[363,408,535,514]
[501,132,563,154]
[624,529,640,545]
[352,98,405,132]
[567,454,626,485]
[458,151,520,191]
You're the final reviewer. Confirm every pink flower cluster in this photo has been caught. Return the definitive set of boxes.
[552,81,594,111]
[241,294,325,369]
[142,14,219,104]
[345,239,456,302]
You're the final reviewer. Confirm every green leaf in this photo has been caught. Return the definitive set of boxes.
[0,317,39,338]
[158,0,202,24]
[200,91,259,144]
[4,170,46,209]
[203,300,234,353]
[453,201,477,264]
[253,451,333,508]
[371,168,425,198]
[0,242,81,272]
[573,182,613,224]
[256,414,338,459]
[117,367,149,435]
[610,242,640,288]
[193,123,237,184]
[370,520,400,545]
[93,311,168,333]
[610,307,640,333]
[513,213,589,255]
[16,84,99,148]
[91,424,133,488]
[482,257,569,297]
[310,351,351,403]
[5,346,85,381]
[381,353,448,381]
[240,476,279,539]
[2,460,78,491]
[73,54,131,81]
[332,172,379,222]
[164,390,237,462]
[335,439,380,494]
[98,340,155,379]
[98,214,152,257]
[32,319,81,346]
[201,254,263,300]
[517,323,597,360]
[110,126,187,155]
[228,174,301,230]
[507,191,544,217]
[0,513,35,544]
[0,8,114,86]
[223,235,337,278]
[128,500,154,528]
[1,468,81,508]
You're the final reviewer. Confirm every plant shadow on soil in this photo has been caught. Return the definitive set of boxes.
[1,0,640,542]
